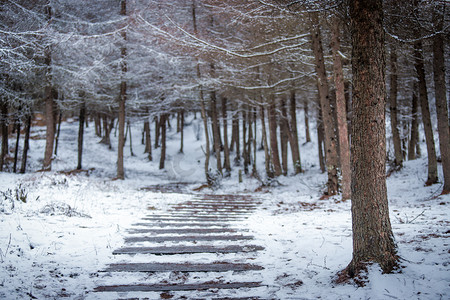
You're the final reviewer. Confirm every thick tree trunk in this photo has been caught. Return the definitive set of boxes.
[260,105,272,178]
[116,0,127,180]
[222,98,231,174]
[20,115,31,174]
[408,85,420,161]
[289,91,301,174]
[310,12,339,196]
[13,118,20,173]
[0,101,8,171]
[331,16,351,200]
[77,101,86,170]
[414,40,438,185]
[303,99,311,143]
[432,6,450,194]
[389,44,403,169]
[344,0,398,277]
[280,98,289,176]
[268,101,282,177]
[159,114,167,170]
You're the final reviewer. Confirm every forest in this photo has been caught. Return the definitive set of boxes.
[0,0,449,299]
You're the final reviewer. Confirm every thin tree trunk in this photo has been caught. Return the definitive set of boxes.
[77,101,86,170]
[331,16,351,200]
[143,119,152,161]
[54,109,62,156]
[154,116,160,149]
[289,90,302,174]
[303,99,311,143]
[211,90,222,174]
[310,12,339,196]
[280,98,289,176]
[260,105,272,178]
[0,101,8,171]
[127,120,134,156]
[242,108,249,174]
[247,109,253,174]
[159,114,167,169]
[94,113,101,137]
[179,110,184,153]
[222,98,231,174]
[268,101,282,177]
[414,39,438,185]
[317,117,326,174]
[20,115,31,174]
[252,108,257,176]
[432,5,450,194]
[233,113,241,165]
[343,0,398,277]
[408,84,419,160]
[13,118,20,173]
[389,43,403,169]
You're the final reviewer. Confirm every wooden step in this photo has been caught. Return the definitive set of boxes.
[94,281,262,292]
[127,228,245,234]
[112,245,264,255]
[124,234,253,243]
[102,262,263,272]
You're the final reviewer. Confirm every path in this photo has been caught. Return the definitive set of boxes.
[94,192,266,299]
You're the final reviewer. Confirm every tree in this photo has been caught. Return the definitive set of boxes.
[340,0,398,279]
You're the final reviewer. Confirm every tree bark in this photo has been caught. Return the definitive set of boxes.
[268,101,282,177]
[159,114,167,169]
[280,98,289,176]
[344,0,398,276]
[289,90,302,174]
[20,115,31,174]
[0,101,8,171]
[389,43,403,169]
[210,90,222,174]
[408,85,419,160]
[233,113,240,165]
[414,40,438,185]
[260,105,272,178]
[13,118,20,173]
[94,113,101,137]
[303,98,311,143]
[331,16,351,200]
[242,108,249,174]
[116,0,127,180]
[54,110,62,156]
[222,98,231,174]
[310,12,339,195]
[144,118,152,160]
[127,120,134,156]
[179,110,184,153]
[77,101,86,170]
[432,5,450,194]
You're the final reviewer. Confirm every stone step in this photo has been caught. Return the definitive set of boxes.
[94,281,262,292]
[112,245,264,255]
[102,262,264,272]
[124,235,254,243]
[127,228,245,234]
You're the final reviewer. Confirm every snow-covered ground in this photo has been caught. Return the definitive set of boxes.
[0,115,449,299]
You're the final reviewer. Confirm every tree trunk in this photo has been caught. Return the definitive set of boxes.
[43,88,55,170]
[344,0,398,277]
[94,113,101,137]
[310,12,339,196]
[303,98,311,143]
[289,90,302,174]
[389,43,403,169]
[222,98,231,174]
[408,85,419,161]
[268,101,282,177]
[233,113,241,165]
[144,119,152,161]
[13,118,20,173]
[179,110,184,153]
[242,108,249,174]
[159,114,167,170]
[331,16,351,200]
[260,105,272,178]
[54,110,62,156]
[154,116,160,149]
[210,91,222,174]
[432,5,450,194]
[280,98,289,176]
[77,101,86,170]
[127,120,134,156]
[20,115,31,174]
[116,0,127,180]
[0,101,8,171]
[317,105,326,174]
[414,39,438,185]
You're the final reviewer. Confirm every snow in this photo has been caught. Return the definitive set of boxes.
[0,115,449,299]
